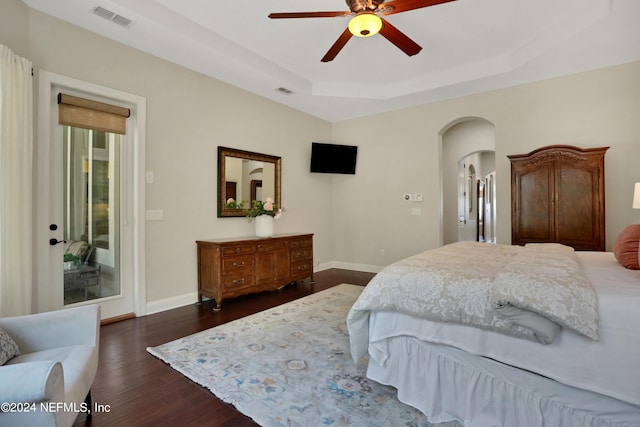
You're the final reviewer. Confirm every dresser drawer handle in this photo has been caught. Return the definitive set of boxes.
[235,248,241,254]
[232,261,246,267]
[233,278,245,285]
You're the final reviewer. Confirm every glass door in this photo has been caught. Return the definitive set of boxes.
[62,126,121,305]
[36,71,145,320]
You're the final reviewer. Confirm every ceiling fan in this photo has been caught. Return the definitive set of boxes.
[268,0,456,62]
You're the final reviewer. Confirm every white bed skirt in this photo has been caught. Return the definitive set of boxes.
[366,336,640,427]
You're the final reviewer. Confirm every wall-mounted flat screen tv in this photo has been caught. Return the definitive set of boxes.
[310,142,358,175]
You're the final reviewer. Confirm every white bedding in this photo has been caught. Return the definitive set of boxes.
[365,251,640,406]
[367,337,640,427]
[348,242,599,354]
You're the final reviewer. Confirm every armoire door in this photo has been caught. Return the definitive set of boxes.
[555,156,604,250]
[510,156,554,244]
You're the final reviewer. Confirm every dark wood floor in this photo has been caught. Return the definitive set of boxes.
[73,269,375,427]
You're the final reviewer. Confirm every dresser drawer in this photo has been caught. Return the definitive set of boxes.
[290,237,313,248]
[222,255,254,274]
[222,273,255,291]
[291,247,312,262]
[257,240,290,252]
[221,244,254,256]
[291,260,313,276]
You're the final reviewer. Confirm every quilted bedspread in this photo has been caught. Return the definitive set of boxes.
[347,242,599,360]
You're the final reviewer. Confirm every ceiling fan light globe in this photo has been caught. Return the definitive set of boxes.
[348,12,382,38]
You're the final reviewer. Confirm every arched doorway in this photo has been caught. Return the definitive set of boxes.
[441,118,496,245]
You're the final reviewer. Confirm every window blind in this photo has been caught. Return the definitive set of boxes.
[58,93,130,134]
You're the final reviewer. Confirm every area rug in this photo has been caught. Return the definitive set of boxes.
[147,284,455,427]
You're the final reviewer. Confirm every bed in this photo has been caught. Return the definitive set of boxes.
[347,240,640,426]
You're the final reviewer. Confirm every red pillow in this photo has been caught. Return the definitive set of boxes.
[613,224,640,270]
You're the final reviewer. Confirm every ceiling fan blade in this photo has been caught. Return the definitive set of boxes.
[378,18,422,57]
[268,11,351,19]
[321,28,353,62]
[380,0,456,15]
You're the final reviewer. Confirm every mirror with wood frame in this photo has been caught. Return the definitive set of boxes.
[217,146,281,217]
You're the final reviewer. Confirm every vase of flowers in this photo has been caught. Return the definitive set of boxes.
[254,215,274,238]
[247,197,284,238]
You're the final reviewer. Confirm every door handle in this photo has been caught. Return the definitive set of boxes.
[49,224,65,246]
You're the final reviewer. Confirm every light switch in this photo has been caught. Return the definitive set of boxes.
[413,193,423,202]
[411,208,422,216]
[146,209,164,220]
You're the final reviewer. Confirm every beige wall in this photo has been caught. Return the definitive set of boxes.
[0,0,29,57]
[332,62,640,265]
[3,0,640,309]
[1,0,333,305]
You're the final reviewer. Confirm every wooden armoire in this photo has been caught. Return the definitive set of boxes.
[509,145,609,251]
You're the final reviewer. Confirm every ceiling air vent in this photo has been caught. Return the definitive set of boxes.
[93,6,114,20]
[111,14,133,27]
[275,87,294,95]
[92,6,134,28]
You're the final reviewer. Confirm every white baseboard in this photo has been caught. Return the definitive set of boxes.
[327,261,383,274]
[314,261,333,272]
[145,291,199,315]
[144,262,383,316]
[314,261,382,274]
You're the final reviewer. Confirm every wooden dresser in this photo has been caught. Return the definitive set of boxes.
[196,233,313,310]
[509,145,608,251]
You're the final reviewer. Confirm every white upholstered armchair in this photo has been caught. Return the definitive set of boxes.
[0,304,100,427]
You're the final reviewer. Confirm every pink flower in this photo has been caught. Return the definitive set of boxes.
[264,201,274,211]
[274,209,283,220]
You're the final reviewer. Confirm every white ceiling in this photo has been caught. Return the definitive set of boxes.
[22,0,640,122]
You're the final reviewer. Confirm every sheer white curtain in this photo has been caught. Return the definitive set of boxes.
[0,45,33,316]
